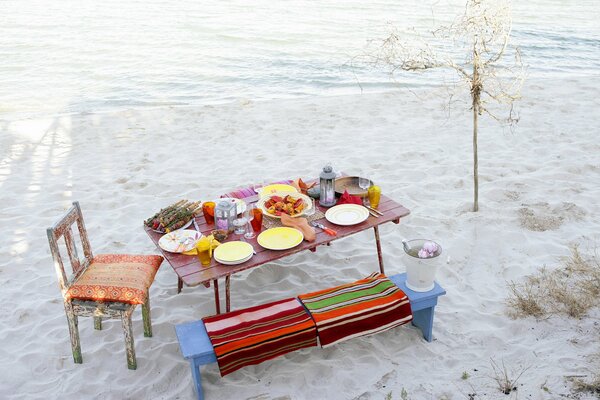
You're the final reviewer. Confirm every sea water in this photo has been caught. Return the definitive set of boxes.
[1,0,599,120]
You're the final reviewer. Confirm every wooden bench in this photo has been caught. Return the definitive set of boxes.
[175,273,446,400]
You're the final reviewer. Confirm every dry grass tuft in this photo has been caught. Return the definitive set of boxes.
[507,245,600,319]
[572,375,600,395]
[490,358,529,395]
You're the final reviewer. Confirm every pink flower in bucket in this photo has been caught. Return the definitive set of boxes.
[418,241,439,259]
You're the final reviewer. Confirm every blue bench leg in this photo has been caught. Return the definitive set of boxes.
[412,307,435,342]
[190,358,204,400]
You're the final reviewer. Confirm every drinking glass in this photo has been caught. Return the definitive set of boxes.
[358,177,371,206]
[303,198,316,217]
[202,201,215,225]
[250,207,263,233]
[196,237,212,266]
[244,205,256,239]
[233,217,247,235]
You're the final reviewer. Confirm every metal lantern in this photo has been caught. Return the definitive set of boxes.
[215,200,236,232]
[319,164,337,207]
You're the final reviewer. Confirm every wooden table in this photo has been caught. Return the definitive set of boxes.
[144,191,410,314]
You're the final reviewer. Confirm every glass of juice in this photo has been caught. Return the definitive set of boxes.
[251,207,263,233]
[367,185,381,209]
[202,201,215,225]
[196,237,212,266]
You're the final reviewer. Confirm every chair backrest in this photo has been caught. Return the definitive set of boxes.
[47,201,93,294]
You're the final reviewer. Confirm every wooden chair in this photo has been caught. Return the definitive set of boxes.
[47,201,163,370]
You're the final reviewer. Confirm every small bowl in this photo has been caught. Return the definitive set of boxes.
[211,229,228,242]
[307,186,320,199]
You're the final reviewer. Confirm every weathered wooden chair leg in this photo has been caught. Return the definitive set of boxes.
[142,295,152,337]
[121,309,137,370]
[177,277,184,294]
[94,316,102,330]
[65,303,82,364]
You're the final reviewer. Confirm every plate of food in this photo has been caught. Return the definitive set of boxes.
[158,230,202,253]
[145,200,202,233]
[257,192,312,219]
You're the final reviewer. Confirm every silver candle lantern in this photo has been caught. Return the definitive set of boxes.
[319,164,337,207]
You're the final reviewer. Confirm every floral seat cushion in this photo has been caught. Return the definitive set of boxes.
[66,254,163,305]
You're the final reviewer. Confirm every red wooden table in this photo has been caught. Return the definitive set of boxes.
[144,192,410,314]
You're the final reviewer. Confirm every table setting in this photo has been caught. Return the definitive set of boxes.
[145,165,388,268]
[143,164,410,314]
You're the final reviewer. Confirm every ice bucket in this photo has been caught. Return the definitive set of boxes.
[402,239,442,292]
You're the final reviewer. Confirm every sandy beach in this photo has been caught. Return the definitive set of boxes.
[1,73,599,399]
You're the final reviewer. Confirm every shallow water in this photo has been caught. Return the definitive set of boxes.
[1,0,599,119]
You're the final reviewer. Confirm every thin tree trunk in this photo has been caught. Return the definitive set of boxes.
[473,101,479,212]
[472,51,480,212]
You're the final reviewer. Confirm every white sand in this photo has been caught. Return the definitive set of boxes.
[1,75,599,399]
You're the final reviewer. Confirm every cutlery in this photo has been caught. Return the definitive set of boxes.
[310,221,337,236]
[240,236,257,254]
[367,209,380,218]
[366,206,383,216]
[192,217,200,232]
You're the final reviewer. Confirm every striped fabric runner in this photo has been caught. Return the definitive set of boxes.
[202,297,317,376]
[298,273,413,348]
[220,180,293,199]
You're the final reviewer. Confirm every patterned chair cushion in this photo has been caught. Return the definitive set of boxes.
[66,254,163,305]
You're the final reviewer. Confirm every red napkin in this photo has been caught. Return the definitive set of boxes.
[337,190,362,205]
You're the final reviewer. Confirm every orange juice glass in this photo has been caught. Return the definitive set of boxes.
[196,237,212,266]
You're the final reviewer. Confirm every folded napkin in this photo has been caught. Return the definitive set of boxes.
[203,298,317,376]
[298,273,413,348]
[182,235,221,255]
[292,178,316,195]
[337,190,362,205]
[280,214,316,242]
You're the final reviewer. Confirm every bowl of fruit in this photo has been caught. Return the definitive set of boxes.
[256,192,312,219]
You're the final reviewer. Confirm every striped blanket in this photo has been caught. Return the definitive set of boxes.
[202,297,317,376]
[298,273,413,348]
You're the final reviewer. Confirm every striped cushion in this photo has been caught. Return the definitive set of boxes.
[298,273,413,347]
[203,298,317,376]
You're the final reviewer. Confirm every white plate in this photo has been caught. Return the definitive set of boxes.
[256,192,312,219]
[151,218,193,233]
[158,230,202,253]
[213,241,254,263]
[325,204,370,226]
[215,253,253,265]
[215,198,247,215]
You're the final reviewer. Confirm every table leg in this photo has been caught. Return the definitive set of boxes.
[373,226,385,274]
[177,277,183,294]
[213,279,221,315]
[225,275,231,313]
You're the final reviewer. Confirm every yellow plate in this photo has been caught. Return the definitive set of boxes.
[258,184,298,196]
[213,241,254,262]
[257,227,304,250]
